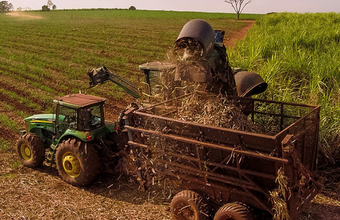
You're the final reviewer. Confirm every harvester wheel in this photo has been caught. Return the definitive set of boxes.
[16,133,45,168]
[170,190,210,220]
[213,202,254,220]
[55,138,99,186]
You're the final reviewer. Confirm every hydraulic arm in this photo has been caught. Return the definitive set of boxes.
[88,65,141,99]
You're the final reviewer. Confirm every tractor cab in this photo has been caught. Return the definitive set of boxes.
[22,93,108,156]
[23,93,108,146]
[54,93,106,138]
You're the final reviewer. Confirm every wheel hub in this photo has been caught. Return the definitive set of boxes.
[62,152,81,178]
[20,143,32,161]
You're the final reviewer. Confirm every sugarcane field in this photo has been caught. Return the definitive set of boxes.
[1,8,340,220]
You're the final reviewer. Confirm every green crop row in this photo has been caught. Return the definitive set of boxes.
[229,12,340,158]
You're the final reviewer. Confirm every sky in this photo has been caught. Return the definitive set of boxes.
[8,0,340,14]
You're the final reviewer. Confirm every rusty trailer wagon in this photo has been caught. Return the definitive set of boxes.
[123,94,323,220]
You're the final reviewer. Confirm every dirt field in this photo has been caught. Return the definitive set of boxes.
[6,12,43,19]
[1,20,340,220]
[224,20,255,48]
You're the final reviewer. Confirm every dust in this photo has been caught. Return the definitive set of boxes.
[6,12,43,19]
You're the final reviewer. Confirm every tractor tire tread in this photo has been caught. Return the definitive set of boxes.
[55,138,100,186]
[16,133,45,168]
[171,189,210,220]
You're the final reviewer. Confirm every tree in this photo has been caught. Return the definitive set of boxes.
[42,0,56,11]
[47,0,53,9]
[129,6,136,10]
[42,5,50,11]
[225,0,252,20]
[0,1,13,13]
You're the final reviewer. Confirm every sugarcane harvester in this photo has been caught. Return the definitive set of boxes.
[88,19,268,102]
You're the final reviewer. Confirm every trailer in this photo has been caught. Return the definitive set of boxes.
[123,93,323,219]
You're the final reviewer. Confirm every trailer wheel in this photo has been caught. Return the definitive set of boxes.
[16,133,45,168]
[213,202,254,220]
[55,138,99,186]
[170,190,210,220]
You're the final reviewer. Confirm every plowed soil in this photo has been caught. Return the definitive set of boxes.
[1,20,340,220]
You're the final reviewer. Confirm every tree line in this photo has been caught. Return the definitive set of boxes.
[0,0,57,12]
[0,1,13,12]
[1,0,252,20]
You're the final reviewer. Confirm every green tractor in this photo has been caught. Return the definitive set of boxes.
[16,93,127,186]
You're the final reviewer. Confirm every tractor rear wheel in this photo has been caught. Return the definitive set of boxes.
[16,133,45,168]
[213,202,254,220]
[55,138,99,186]
[170,190,210,220]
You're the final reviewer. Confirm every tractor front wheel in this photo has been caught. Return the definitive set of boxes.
[16,133,45,168]
[55,138,99,186]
